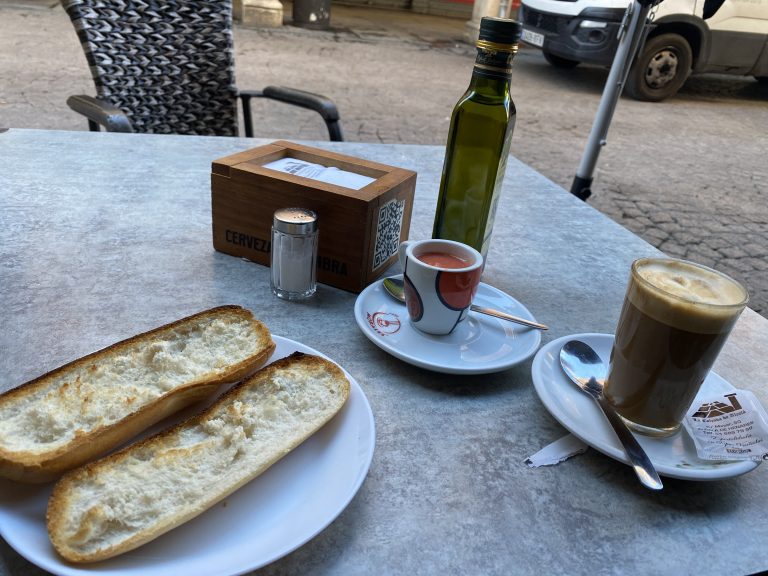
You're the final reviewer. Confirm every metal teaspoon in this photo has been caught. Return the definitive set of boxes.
[382,277,548,331]
[559,340,663,491]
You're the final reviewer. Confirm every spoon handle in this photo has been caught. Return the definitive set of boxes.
[595,395,663,490]
[469,305,548,330]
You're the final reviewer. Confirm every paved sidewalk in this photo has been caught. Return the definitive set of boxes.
[1,1,766,315]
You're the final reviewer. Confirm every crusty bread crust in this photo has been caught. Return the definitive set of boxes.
[47,352,350,563]
[0,306,275,483]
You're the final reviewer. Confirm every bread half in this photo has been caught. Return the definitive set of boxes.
[0,305,275,483]
[47,352,350,563]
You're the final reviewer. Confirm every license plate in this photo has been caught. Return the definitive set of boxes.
[521,28,545,47]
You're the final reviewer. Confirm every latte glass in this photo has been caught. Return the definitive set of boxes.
[604,257,748,437]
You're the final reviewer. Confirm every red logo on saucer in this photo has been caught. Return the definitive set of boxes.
[367,312,401,336]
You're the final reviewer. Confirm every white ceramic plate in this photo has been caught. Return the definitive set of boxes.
[531,333,760,481]
[354,276,542,374]
[0,336,375,576]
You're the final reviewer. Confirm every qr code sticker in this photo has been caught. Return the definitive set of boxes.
[373,199,405,271]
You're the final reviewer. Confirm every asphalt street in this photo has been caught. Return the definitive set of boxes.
[1,1,766,315]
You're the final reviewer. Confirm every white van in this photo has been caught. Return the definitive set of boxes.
[518,0,768,100]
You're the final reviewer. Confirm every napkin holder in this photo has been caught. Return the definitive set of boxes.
[211,141,416,293]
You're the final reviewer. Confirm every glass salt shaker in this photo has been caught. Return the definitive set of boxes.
[270,208,318,300]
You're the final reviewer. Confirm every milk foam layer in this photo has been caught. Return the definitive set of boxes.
[636,260,746,306]
[628,258,747,333]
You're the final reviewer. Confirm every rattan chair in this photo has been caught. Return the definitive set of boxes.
[61,0,343,140]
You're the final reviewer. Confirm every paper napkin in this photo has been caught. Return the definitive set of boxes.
[525,434,589,467]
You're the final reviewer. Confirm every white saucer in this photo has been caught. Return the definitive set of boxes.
[354,276,542,374]
[531,333,761,481]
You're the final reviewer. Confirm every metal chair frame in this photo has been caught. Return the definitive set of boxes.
[61,0,343,140]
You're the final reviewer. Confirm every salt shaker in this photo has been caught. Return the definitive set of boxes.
[271,208,319,300]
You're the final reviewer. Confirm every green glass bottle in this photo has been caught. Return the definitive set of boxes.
[432,17,522,259]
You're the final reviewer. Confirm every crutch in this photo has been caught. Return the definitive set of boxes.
[570,0,663,201]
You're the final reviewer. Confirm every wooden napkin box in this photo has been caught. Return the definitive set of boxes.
[211,141,416,293]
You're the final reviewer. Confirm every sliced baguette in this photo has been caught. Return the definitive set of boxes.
[0,305,275,483]
[47,352,350,563]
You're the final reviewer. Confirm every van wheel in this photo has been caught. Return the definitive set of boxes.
[543,50,580,69]
[625,33,692,101]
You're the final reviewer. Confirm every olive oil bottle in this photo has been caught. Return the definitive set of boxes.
[432,17,522,259]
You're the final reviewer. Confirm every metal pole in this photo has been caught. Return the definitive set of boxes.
[570,0,659,200]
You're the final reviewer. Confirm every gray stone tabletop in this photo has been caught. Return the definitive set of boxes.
[1,129,767,576]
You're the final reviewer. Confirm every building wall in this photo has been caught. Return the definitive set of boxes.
[413,0,474,19]
[334,0,474,19]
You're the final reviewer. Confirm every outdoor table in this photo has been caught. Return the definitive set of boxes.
[1,129,767,576]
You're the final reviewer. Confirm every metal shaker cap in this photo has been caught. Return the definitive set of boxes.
[273,208,318,235]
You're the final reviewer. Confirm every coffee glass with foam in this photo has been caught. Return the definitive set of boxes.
[605,257,748,437]
[398,239,483,335]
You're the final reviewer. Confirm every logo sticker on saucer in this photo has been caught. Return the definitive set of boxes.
[367,312,401,336]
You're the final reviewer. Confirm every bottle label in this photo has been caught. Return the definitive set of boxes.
[473,41,517,79]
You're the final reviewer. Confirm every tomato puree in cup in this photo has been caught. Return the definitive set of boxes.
[416,251,470,269]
